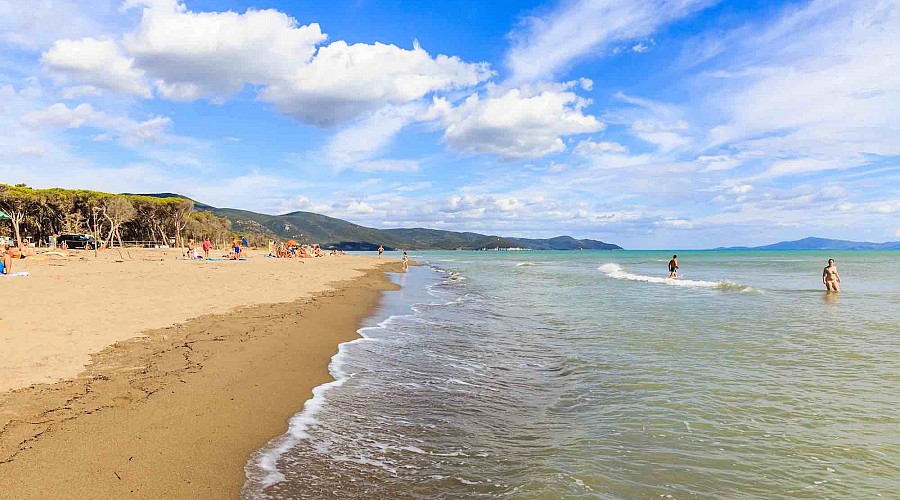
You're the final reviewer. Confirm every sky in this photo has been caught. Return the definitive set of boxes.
[1,0,898,249]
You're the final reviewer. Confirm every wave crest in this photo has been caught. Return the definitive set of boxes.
[597,263,758,292]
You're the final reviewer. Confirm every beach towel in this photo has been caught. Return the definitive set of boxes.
[1,272,29,278]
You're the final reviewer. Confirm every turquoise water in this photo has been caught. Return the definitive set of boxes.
[245,250,900,499]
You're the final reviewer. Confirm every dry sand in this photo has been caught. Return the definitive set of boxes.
[1,248,386,392]
[0,248,400,499]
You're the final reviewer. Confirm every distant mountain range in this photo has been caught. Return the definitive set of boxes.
[717,237,900,250]
[146,193,622,251]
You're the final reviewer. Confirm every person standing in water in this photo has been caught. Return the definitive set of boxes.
[402,251,409,271]
[668,255,679,278]
[823,258,842,292]
[377,245,384,258]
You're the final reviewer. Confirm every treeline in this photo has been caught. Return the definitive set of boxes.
[0,184,232,248]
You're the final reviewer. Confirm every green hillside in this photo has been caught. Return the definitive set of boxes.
[142,194,623,251]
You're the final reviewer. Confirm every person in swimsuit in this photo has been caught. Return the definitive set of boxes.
[202,237,212,259]
[668,255,678,278]
[0,244,11,275]
[402,251,409,271]
[377,245,384,258]
[823,258,841,292]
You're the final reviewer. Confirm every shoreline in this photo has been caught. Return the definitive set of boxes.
[0,261,401,499]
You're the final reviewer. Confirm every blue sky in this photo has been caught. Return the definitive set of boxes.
[1,0,898,249]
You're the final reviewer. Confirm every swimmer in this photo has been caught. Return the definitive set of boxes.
[668,255,679,278]
[823,258,842,292]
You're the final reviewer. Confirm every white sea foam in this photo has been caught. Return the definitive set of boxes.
[597,263,757,292]
[243,311,416,495]
[515,261,537,267]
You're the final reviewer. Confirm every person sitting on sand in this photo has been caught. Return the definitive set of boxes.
[823,258,842,292]
[0,244,11,275]
[668,255,679,278]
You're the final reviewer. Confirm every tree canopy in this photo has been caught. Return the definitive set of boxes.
[0,184,231,248]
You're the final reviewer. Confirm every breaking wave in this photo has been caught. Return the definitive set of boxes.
[597,263,758,292]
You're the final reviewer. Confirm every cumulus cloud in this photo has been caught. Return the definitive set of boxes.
[122,0,325,100]
[40,1,492,127]
[21,102,172,145]
[42,38,151,97]
[425,86,604,159]
[261,40,492,126]
[505,0,714,82]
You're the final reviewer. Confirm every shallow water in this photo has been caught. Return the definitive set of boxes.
[244,250,900,499]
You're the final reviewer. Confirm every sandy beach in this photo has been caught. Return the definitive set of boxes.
[0,248,399,499]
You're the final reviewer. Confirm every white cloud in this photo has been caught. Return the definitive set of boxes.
[631,119,690,151]
[505,0,714,82]
[261,40,491,126]
[0,0,114,50]
[658,218,694,229]
[60,85,105,99]
[22,103,104,128]
[575,139,628,155]
[728,184,753,194]
[21,102,172,145]
[42,38,151,97]
[425,86,604,159]
[42,1,492,126]
[632,42,651,53]
[706,0,900,175]
[18,146,46,157]
[122,0,325,100]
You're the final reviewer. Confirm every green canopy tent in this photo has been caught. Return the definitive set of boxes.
[0,211,10,242]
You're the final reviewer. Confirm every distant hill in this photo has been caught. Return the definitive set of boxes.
[718,237,900,250]
[139,194,623,251]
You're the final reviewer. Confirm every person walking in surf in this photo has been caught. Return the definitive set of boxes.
[668,255,679,278]
[823,258,842,292]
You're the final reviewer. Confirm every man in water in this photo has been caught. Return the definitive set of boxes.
[823,258,842,292]
[377,245,384,258]
[668,255,679,278]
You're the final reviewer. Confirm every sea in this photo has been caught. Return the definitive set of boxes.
[242,250,899,499]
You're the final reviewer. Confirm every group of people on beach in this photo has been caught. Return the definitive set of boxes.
[666,255,842,292]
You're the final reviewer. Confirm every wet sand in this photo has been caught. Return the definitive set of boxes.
[0,249,400,499]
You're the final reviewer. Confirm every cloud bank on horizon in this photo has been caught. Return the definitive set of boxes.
[0,0,897,248]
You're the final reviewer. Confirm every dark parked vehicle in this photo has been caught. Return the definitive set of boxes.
[57,234,96,249]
